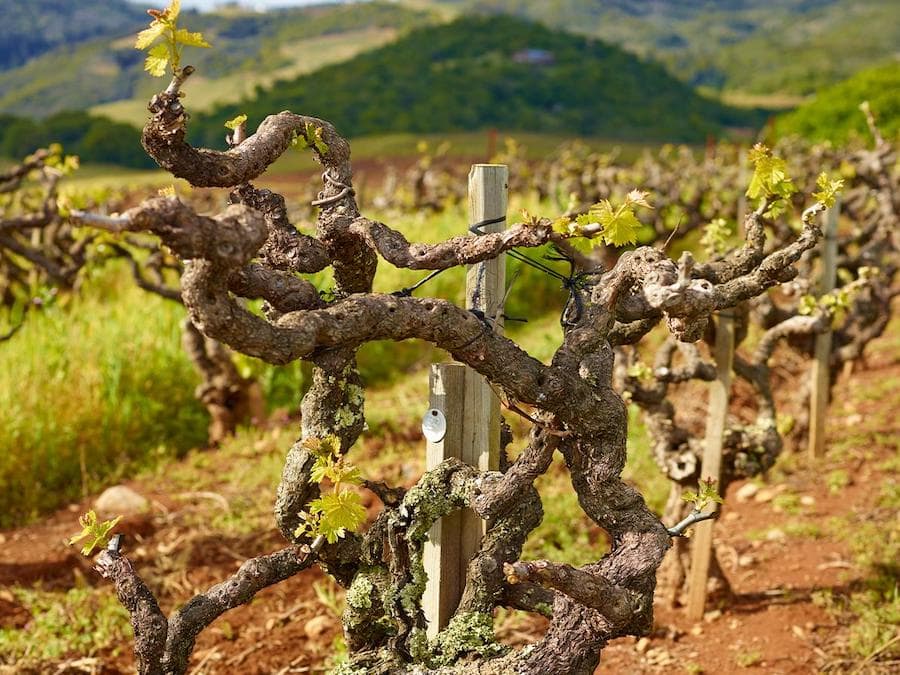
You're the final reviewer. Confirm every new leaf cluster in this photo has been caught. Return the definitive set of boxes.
[135,0,210,78]
[294,436,366,544]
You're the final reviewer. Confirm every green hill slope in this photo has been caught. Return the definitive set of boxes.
[0,0,145,71]
[191,15,762,146]
[406,0,900,98]
[0,2,436,121]
[3,0,895,122]
[773,62,900,143]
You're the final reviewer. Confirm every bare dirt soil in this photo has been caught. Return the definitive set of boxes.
[1,328,897,674]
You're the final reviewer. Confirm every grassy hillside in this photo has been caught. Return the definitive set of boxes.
[6,1,889,162]
[774,62,900,143]
[192,15,762,147]
[0,0,144,71]
[3,1,897,123]
[0,2,436,121]
[408,0,900,98]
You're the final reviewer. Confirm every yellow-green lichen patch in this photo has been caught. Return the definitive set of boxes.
[429,611,507,667]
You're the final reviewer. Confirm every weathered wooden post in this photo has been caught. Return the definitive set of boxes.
[686,311,735,621]
[808,199,840,459]
[423,164,507,636]
[461,164,506,555]
[422,363,466,636]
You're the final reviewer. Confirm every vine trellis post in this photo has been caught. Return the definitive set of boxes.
[686,310,735,621]
[423,164,507,636]
[808,198,840,459]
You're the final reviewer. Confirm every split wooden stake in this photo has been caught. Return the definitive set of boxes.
[808,199,840,459]
[686,311,735,621]
[423,164,507,637]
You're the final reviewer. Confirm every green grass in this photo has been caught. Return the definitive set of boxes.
[814,517,900,664]
[0,267,208,527]
[773,62,900,144]
[0,585,131,665]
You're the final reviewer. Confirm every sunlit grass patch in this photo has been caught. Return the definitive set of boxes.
[0,585,131,665]
[0,268,208,527]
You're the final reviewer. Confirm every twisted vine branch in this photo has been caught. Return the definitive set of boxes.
[75,67,836,674]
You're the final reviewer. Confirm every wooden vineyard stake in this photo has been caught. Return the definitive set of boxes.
[423,164,507,636]
[461,164,506,560]
[686,311,735,621]
[422,363,467,637]
[808,199,840,459]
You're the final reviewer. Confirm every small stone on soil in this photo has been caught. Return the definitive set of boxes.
[766,528,786,541]
[754,485,786,503]
[738,554,755,567]
[95,485,150,517]
[304,615,332,639]
[735,482,759,502]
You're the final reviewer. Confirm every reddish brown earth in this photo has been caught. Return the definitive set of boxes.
[1,330,897,674]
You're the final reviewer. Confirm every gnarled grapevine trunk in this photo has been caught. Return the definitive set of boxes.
[73,66,841,674]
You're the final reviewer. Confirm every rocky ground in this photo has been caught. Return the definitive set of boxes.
[1,321,897,674]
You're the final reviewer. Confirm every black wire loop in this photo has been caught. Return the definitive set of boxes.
[388,216,602,328]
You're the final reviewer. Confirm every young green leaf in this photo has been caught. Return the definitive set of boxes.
[224,114,247,131]
[746,143,795,204]
[144,43,170,77]
[309,457,331,484]
[174,28,211,49]
[596,200,641,247]
[813,172,844,209]
[134,21,167,50]
[302,435,341,459]
[624,189,652,209]
[798,295,818,315]
[135,0,209,78]
[626,361,654,383]
[700,218,734,257]
[153,0,181,22]
[306,123,329,155]
[573,191,651,247]
[698,477,724,505]
[292,510,319,540]
[310,492,366,544]
[550,216,573,235]
[291,130,310,151]
[681,478,723,511]
[520,209,542,227]
[334,463,363,487]
[68,510,122,556]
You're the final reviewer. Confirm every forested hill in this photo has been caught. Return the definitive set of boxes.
[0,0,145,71]
[2,0,896,124]
[192,15,763,147]
[774,63,900,143]
[0,1,436,120]
[412,0,900,97]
